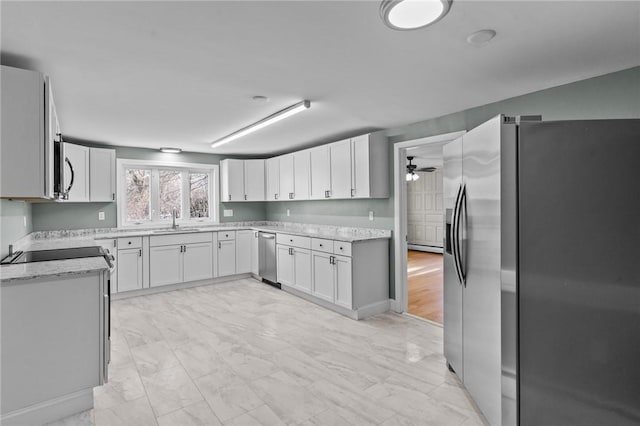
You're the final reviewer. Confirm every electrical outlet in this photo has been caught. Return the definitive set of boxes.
[369,211,374,221]
[98,211,105,221]
[287,209,290,217]
[223,209,233,217]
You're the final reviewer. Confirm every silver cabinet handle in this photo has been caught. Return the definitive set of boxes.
[351,189,355,197]
[319,243,323,247]
[244,194,247,200]
[218,241,221,249]
[183,245,187,253]
[112,193,115,201]
[289,247,293,255]
[113,239,117,248]
[138,249,142,257]
[275,193,278,200]
[229,195,231,201]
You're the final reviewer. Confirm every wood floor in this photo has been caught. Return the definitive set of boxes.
[408,250,444,324]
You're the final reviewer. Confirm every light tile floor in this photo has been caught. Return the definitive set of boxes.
[49,278,487,426]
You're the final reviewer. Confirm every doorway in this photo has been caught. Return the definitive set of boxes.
[392,131,466,321]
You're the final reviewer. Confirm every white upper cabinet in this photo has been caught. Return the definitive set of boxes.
[266,157,280,201]
[89,147,116,202]
[310,145,330,199]
[62,142,90,202]
[293,150,311,200]
[243,159,265,201]
[329,139,352,199]
[220,159,245,202]
[1,66,54,199]
[219,132,388,202]
[279,154,295,200]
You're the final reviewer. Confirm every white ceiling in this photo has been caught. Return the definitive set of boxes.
[2,1,639,155]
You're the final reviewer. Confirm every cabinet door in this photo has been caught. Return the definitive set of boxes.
[334,255,353,309]
[279,154,295,200]
[266,157,280,201]
[235,230,252,274]
[89,147,116,202]
[329,139,352,199]
[293,150,310,200]
[293,248,312,293]
[244,159,265,201]
[222,159,245,202]
[312,251,334,302]
[183,242,213,282]
[351,135,370,198]
[310,145,330,199]
[63,143,89,202]
[277,245,294,287]
[149,245,182,287]
[45,77,58,199]
[117,248,143,292]
[217,240,236,277]
[251,231,259,275]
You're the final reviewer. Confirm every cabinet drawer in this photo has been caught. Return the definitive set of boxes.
[151,232,212,247]
[218,230,236,241]
[311,238,334,254]
[277,233,311,249]
[118,236,142,249]
[333,241,352,257]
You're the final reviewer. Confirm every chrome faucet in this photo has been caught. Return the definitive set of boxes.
[172,208,179,230]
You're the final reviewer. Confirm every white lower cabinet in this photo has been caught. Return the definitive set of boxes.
[149,233,214,287]
[293,247,312,293]
[117,247,143,292]
[277,245,294,287]
[251,231,259,275]
[312,251,334,302]
[218,239,236,277]
[183,242,213,282]
[334,255,353,308]
[149,245,183,287]
[235,230,252,274]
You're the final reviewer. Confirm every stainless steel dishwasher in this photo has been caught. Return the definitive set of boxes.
[258,232,278,287]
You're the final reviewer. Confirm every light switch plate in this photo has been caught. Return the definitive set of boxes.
[98,211,105,221]
[223,209,233,217]
[369,211,374,221]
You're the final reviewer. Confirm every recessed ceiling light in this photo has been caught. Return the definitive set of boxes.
[380,0,452,31]
[160,147,182,153]
[466,29,497,46]
[252,95,269,103]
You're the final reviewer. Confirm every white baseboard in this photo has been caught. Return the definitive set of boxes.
[112,273,253,300]
[408,244,443,254]
[1,388,93,426]
[389,299,403,313]
[355,300,390,320]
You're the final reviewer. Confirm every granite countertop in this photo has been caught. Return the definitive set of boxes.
[1,238,110,283]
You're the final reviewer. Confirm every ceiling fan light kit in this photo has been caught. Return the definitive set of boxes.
[380,0,452,31]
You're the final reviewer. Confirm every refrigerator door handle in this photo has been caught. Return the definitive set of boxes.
[455,184,467,286]
[451,183,464,285]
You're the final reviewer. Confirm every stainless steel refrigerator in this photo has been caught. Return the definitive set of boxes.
[443,115,640,426]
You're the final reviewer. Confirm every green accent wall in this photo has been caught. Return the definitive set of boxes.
[31,145,267,231]
[0,200,32,258]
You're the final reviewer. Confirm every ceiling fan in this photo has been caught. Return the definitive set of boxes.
[406,157,436,181]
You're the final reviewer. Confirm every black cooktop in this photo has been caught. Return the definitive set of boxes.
[1,246,105,265]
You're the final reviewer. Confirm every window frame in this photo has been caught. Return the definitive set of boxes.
[117,158,219,228]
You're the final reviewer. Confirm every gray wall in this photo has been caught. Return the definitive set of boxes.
[0,200,32,258]
[31,145,267,231]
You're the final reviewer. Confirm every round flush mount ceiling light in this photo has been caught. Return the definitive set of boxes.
[466,29,497,46]
[380,0,452,31]
[252,95,269,103]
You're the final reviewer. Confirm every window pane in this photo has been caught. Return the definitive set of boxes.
[159,170,182,219]
[126,169,150,221]
[190,173,209,218]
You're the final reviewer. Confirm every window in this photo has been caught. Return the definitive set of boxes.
[117,159,219,227]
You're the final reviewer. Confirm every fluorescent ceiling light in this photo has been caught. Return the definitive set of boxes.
[211,100,311,149]
[160,147,182,153]
[380,0,452,30]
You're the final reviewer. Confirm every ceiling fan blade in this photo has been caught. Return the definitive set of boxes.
[415,167,437,172]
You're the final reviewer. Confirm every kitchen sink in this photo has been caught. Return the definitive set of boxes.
[152,228,201,234]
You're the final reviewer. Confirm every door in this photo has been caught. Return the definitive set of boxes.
[312,251,334,302]
[276,245,294,287]
[244,159,265,201]
[89,147,116,202]
[442,135,463,379]
[351,135,370,198]
[117,248,143,292]
[293,150,310,200]
[251,231,259,275]
[149,245,182,287]
[217,240,236,276]
[518,119,640,426]
[279,154,295,200]
[310,145,330,199]
[63,143,89,201]
[235,230,252,274]
[266,157,279,201]
[329,139,352,199]
[293,248,312,293]
[183,242,213,282]
[334,255,352,308]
